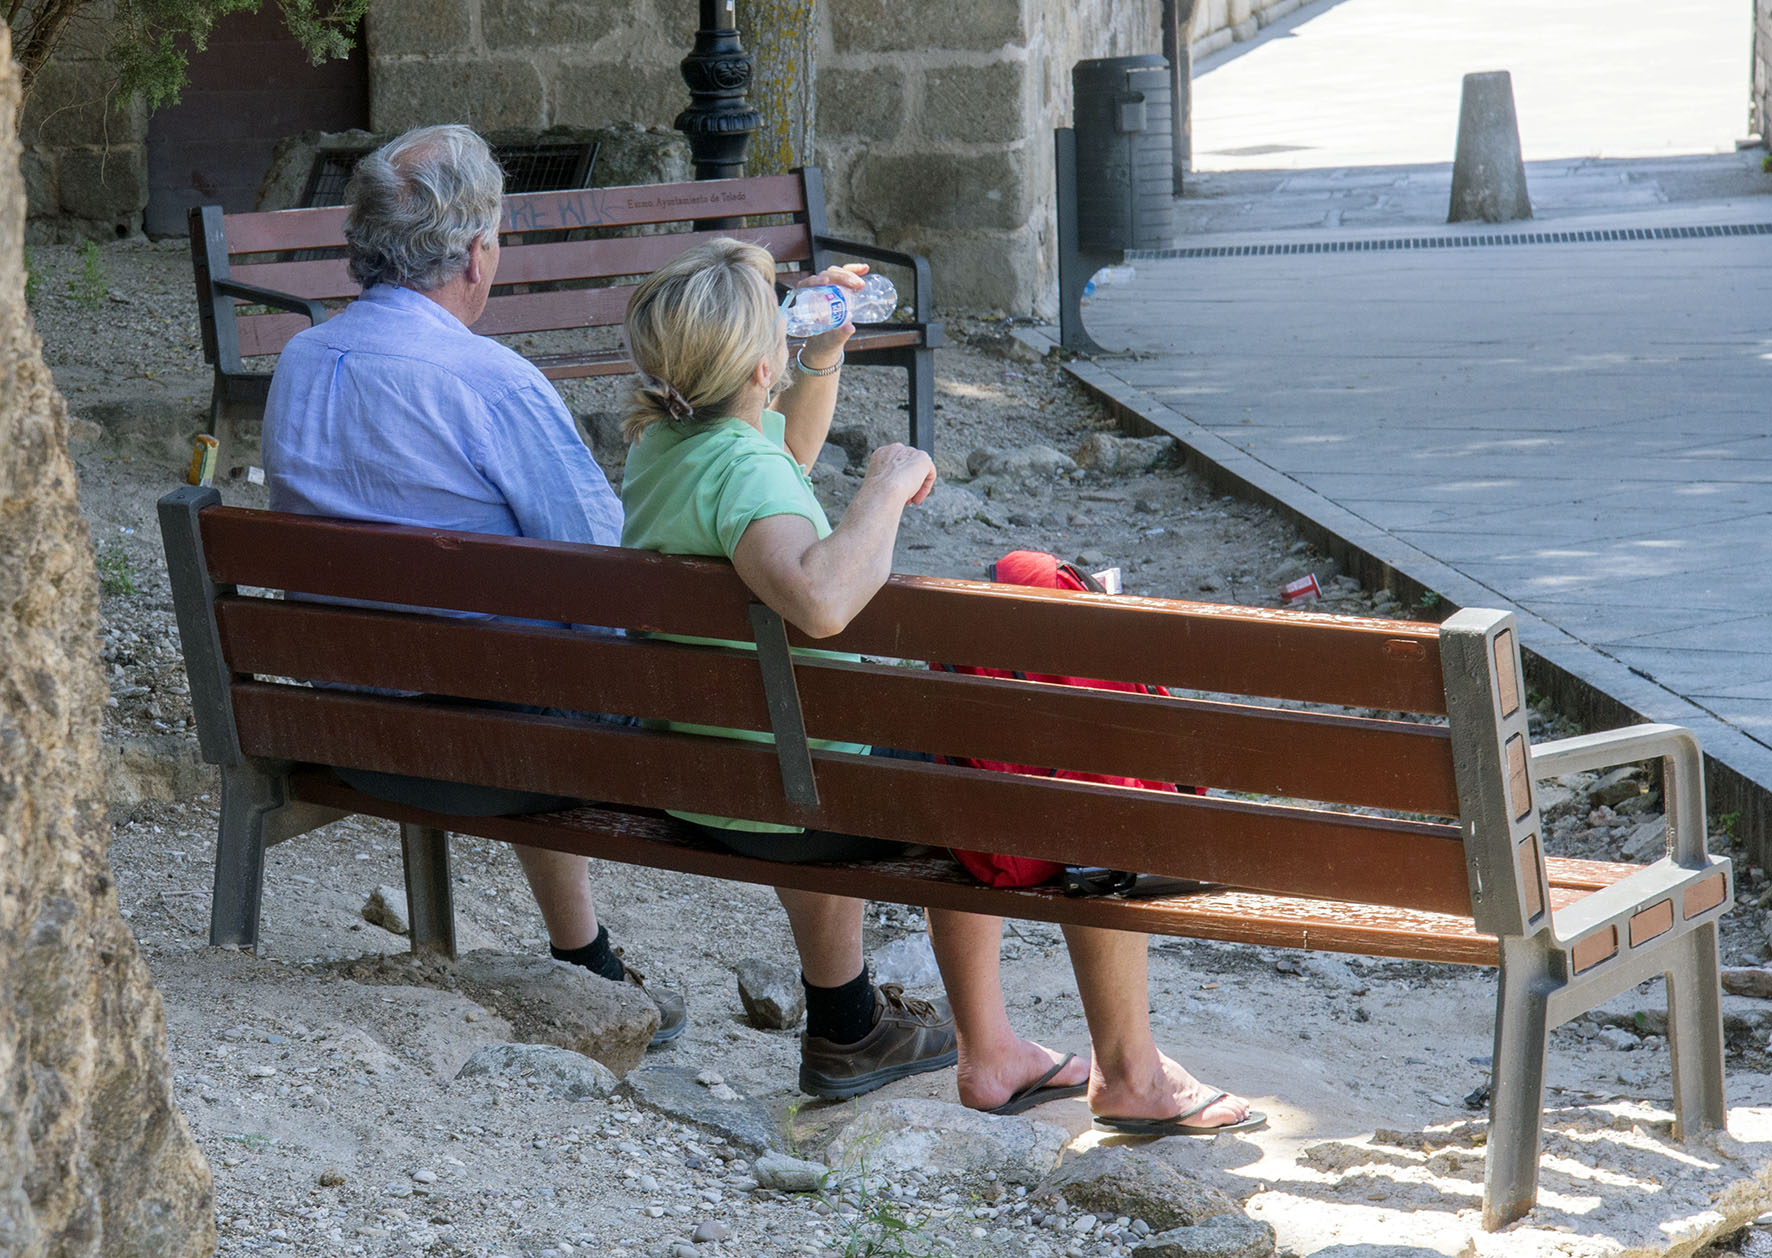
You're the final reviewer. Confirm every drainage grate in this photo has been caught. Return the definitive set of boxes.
[1130,221,1772,260]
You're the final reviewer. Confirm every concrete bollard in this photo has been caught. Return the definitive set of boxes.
[1448,70,1532,224]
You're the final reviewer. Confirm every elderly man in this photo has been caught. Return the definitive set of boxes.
[262,124,684,1045]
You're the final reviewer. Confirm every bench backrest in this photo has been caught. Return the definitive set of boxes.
[192,171,832,368]
[160,489,1549,946]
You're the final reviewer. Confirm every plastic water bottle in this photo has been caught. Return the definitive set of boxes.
[781,273,898,336]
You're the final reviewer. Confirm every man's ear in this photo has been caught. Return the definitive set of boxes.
[464,236,490,286]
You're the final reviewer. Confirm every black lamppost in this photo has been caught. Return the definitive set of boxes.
[676,0,760,183]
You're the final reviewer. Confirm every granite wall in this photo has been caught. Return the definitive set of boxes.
[1755,0,1771,146]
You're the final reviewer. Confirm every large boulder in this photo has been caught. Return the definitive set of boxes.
[0,33,215,1257]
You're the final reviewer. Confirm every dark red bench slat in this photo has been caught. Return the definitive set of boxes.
[197,509,1449,714]
[215,598,1461,814]
[233,683,1473,915]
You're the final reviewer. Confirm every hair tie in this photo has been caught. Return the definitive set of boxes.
[643,374,694,422]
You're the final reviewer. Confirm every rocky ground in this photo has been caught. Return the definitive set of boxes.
[30,238,1772,1258]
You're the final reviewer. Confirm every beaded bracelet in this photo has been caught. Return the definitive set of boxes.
[795,347,844,377]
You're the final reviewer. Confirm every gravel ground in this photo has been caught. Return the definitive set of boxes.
[30,237,1772,1258]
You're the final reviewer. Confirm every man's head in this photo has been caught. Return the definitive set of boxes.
[344,125,504,293]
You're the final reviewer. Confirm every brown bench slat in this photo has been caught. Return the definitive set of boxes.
[219,177,812,256]
[490,223,814,287]
[217,598,1460,814]
[197,509,1447,714]
[285,771,1633,967]
[496,176,809,234]
[230,682,1471,914]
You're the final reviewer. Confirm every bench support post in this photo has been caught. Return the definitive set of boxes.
[1485,938,1554,1230]
[747,603,820,809]
[401,824,457,958]
[1666,922,1727,1137]
[211,761,284,949]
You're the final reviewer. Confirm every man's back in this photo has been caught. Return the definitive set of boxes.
[264,283,621,548]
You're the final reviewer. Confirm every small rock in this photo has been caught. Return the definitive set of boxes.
[691,1221,729,1243]
[696,1070,725,1087]
[362,884,410,934]
[1621,819,1666,860]
[454,950,657,1075]
[1133,1212,1276,1258]
[753,1151,828,1193]
[1073,549,1109,569]
[318,1167,346,1187]
[1589,767,1645,809]
[1596,1027,1640,1051]
[455,1043,621,1100]
[1071,432,1177,475]
[639,1174,659,1193]
[412,1168,437,1183]
[1036,1146,1239,1233]
[734,957,804,1030]
[829,1100,1066,1187]
[872,933,941,989]
[625,1066,777,1154]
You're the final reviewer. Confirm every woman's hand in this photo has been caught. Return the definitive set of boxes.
[863,442,937,507]
[794,264,867,364]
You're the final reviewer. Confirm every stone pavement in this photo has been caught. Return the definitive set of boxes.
[1036,0,1772,842]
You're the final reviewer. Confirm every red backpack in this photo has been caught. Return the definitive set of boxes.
[942,551,1192,889]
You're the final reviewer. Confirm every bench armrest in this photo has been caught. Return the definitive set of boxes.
[812,233,933,323]
[1531,723,1707,865]
[213,278,329,327]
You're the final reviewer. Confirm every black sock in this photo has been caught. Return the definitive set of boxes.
[551,924,626,983]
[803,967,876,1044]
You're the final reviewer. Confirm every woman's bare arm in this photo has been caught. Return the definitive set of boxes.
[731,443,935,638]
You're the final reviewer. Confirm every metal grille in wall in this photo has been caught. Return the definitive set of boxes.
[300,142,601,207]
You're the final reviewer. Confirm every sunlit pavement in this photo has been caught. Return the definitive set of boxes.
[1055,0,1772,815]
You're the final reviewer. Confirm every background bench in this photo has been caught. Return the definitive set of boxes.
[190,168,943,463]
[159,485,1733,1231]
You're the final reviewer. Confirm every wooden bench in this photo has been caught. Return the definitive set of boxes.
[189,168,944,462]
[158,485,1733,1231]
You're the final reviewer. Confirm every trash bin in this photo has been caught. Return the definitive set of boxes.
[1070,54,1174,253]
[1056,54,1174,352]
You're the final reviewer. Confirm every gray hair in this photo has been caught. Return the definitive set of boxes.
[344,125,505,291]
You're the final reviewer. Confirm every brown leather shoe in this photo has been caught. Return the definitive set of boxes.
[799,983,957,1099]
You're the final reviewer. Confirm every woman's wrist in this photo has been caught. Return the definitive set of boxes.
[795,347,844,377]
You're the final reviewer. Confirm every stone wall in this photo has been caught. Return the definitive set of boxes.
[818,0,1160,315]
[1756,0,1771,146]
[18,8,148,243]
[365,0,690,135]
[0,29,217,1258]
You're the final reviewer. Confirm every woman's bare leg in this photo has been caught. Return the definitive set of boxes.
[927,907,1088,1110]
[1060,923,1251,1126]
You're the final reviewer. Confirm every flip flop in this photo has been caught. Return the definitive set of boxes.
[1092,1091,1268,1137]
[988,1053,1089,1116]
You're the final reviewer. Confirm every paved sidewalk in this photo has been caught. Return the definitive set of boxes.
[1063,206,1772,836]
[1044,0,1772,836]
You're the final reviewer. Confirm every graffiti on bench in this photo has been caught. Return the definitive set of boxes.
[504,186,759,232]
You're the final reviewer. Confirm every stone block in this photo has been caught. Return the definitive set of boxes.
[19,61,143,148]
[553,64,685,133]
[832,0,1025,53]
[922,61,1028,145]
[371,58,546,133]
[57,146,148,221]
[851,149,1029,232]
[816,65,906,141]
[484,0,621,51]
[916,225,1045,313]
[366,0,473,55]
[1228,0,1254,24]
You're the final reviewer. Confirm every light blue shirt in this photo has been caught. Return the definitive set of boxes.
[264,283,621,547]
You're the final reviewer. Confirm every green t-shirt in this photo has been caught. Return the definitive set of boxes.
[621,410,867,832]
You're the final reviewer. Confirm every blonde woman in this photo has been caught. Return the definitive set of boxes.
[620,238,1261,1133]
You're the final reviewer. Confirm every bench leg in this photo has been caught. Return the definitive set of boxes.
[1666,922,1727,1139]
[906,346,935,456]
[400,824,456,958]
[1484,939,1555,1230]
[210,762,283,950]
